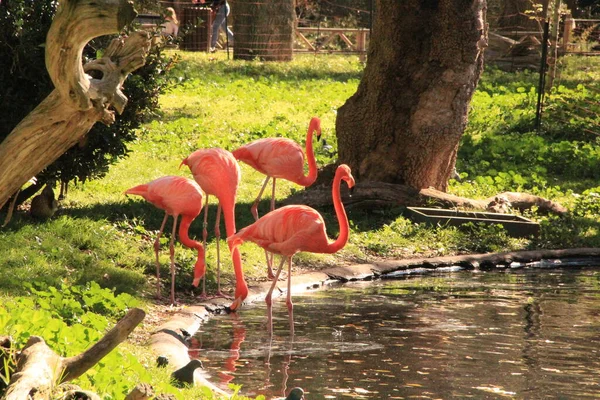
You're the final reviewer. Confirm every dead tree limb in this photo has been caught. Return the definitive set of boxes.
[0,0,150,210]
[283,180,567,215]
[4,308,145,400]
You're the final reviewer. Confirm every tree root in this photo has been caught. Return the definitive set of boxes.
[283,178,567,215]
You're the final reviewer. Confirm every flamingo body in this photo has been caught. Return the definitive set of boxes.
[230,205,329,257]
[181,148,248,309]
[233,138,310,186]
[125,176,203,218]
[125,176,205,304]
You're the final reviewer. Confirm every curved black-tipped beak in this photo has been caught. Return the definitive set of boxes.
[348,186,355,197]
[224,305,236,314]
[316,131,322,142]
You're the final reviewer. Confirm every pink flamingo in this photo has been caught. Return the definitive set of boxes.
[228,164,355,334]
[232,117,322,278]
[181,148,248,310]
[124,176,205,305]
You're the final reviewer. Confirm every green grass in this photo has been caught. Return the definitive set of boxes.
[4,52,600,298]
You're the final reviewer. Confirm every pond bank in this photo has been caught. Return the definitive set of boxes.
[147,247,600,395]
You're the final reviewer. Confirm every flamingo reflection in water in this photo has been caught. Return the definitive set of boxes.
[218,313,246,387]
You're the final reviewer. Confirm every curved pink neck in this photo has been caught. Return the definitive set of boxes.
[228,242,248,302]
[178,215,205,280]
[297,122,318,187]
[325,169,350,254]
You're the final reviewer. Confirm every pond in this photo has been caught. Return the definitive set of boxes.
[191,268,600,399]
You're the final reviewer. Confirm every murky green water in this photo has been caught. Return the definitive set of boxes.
[192,268,600,399]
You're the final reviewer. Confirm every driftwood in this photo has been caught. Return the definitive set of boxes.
[3,308,145,400]
[124,383,154,400]
[283,180,567,215]
[0,0,151,211]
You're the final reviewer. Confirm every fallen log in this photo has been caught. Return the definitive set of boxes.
[3,308,145,400]
[283,180,567,215]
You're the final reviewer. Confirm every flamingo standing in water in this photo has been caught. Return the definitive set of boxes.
[232,117,322,278]
[124,176,205,305]
[228,164,355,334]
[181,148,248,310]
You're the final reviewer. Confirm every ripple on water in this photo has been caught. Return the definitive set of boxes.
[192,268,600,399]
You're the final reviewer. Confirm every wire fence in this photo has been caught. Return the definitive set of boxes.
[146,0,373,57]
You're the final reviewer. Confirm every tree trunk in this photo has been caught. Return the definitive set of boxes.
[336,0,486,191]
[0,0,150,210]
[233,0,295,61]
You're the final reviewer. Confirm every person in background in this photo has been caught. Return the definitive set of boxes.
[199,0,233,52]
[162,7,179,38]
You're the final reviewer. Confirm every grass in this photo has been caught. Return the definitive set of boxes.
[4,52,600,297]
[2,50,600,397]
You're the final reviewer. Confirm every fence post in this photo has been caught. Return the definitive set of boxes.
[563,14,574,52]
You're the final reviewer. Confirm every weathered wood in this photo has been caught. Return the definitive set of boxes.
[125,383,154,400]
[0,0,150,212]
[282,180,567,215]
[4,308,145,400]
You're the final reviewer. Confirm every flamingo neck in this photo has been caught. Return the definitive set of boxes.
[220,198,237,237]
[229,244,248,302]
[325,170,350,254]
[178,215,206,281]
[297,124,318,187]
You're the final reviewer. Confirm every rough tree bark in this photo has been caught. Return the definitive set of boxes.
[336,0,487,192]
[233,0,295,61]
[4,308,145,400]
[0,0,150,210]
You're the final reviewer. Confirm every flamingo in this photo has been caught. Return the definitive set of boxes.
[227,164,355,334]
[124,176,206,305]
[181,148,248,310]
[231,117,322,278]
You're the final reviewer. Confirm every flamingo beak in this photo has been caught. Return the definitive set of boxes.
[316,130,322,142]
[349,186,355,196]
[227,297,243,312]
[179,159,188,170]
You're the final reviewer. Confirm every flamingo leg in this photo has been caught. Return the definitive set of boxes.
[200,194,210,299]
[251,176,271,221]
[169,214,179,305]
[266,256,286,336]
[286,256,294,336]
[214,204,224,296]
[154,213,169,299]
[264,178,277,280]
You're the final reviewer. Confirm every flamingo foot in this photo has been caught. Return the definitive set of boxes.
[214,290,233,300]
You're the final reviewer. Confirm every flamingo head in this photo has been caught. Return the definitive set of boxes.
[192,256,206,287]
[337,164,355,190]
[309,116,322,142]
[179,157,189,170]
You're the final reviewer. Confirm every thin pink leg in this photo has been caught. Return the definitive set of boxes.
[286,257,294,336]
[251,176,271,221]
[214,204,225,296]
[154,213,169,299]
[169,215,178,305]
[266,257,286,336]
[265,178,277,279]
[200,195,210,299]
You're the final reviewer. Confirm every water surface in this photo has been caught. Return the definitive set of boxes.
[192,268,600,399]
